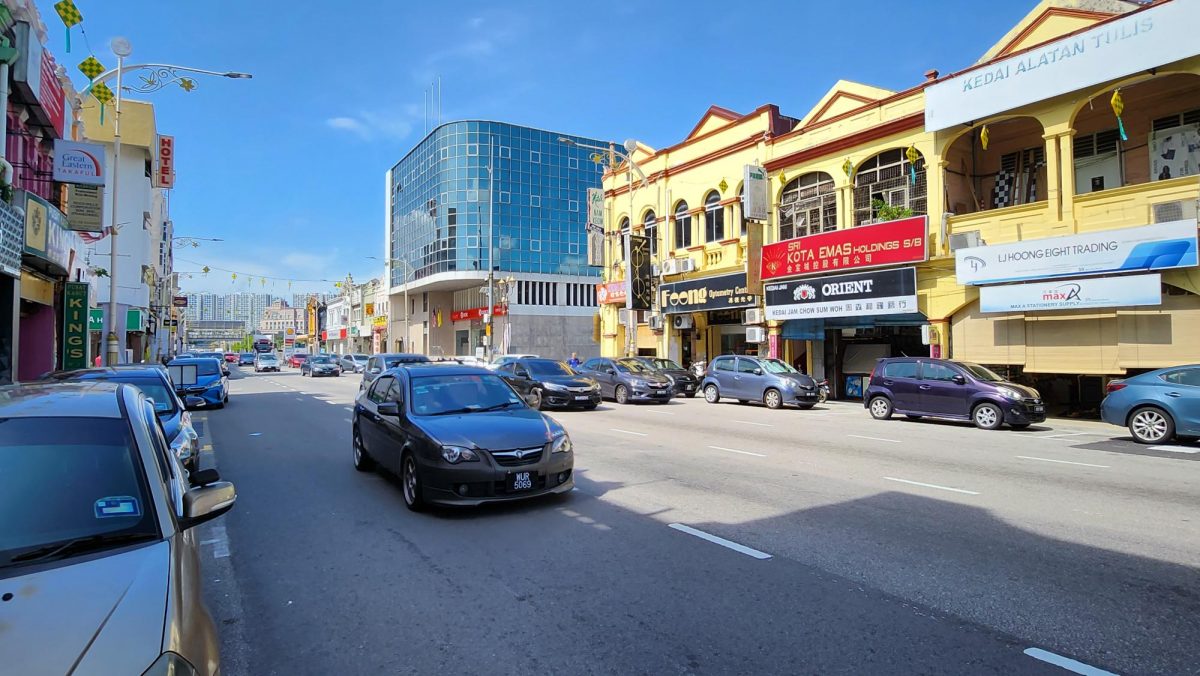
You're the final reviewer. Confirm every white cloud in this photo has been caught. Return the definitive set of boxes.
[325,112,413,142]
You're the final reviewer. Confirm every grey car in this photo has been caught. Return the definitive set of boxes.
[579,357,674,404]
[340,353,370,374]
[0,381,236,675]
[700,355,820,410]
[361,353,432,390]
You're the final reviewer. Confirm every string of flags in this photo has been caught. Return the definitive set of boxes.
[52,1,118,125]
[174,258,343,287]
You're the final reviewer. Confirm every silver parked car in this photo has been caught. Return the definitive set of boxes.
[340,353,370,373]
[0,381,236,675]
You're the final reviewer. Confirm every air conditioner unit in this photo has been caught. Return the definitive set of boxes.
[678,258,696,273]
[648,315,663,330]
[617,308,632,324]
[1152,199,1198,223]
[949,230,985,252]
[743,308,765,325]
[671,314,694,330]
[651,263,661,276]
[661,257,697,275]
[745,326,767,343]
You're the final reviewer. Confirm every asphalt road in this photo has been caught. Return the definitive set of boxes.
[192,365,1200,675]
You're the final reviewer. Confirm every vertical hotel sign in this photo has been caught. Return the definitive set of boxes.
[154,135,176,188]
[62,282,90,369]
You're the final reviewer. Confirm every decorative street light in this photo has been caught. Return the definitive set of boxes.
[172,236,223,248]
[86,37,252,365]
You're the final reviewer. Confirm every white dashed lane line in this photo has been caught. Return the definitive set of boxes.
[1016,455,1109,468]
[668,523,772,560]
[1023,648,1116,675]
[847,434,902,444]
[883,477,980,496]
[707,445,766,458]
[609,428,648,437]
[734,420,772,427]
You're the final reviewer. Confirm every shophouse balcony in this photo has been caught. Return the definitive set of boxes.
[1073,175,1199,232]
[946,200,1056,249]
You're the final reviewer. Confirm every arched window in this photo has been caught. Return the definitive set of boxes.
[643,211,657,257]
[673,201,692,249]
[704,191,724,243]
[853,148,926,225]
[617,217,630,268]
[779,172,836,240]
[618,217,630,234]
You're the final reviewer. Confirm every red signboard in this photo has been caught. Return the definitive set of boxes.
[40,50,65,137]
[760,215,928,281]
[595,281,627,305]
[450,305,507,322]
[155,135,176,188]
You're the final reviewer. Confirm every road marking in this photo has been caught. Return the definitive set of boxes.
[734,420,772,427]
[344,407,353,412]
[201,523,230,559]
[883,477,979,495]
[609,428,648,437]
[1034,432,1101,440]
[1023,648,1116,675]
[708,445,766,457]
[1017,455,1109,468]
[249,433,262,437]
[668,523,771,560]
[295,397,304,401]
[343,418,351,423]
[847,434,902,444]
[1148,445,1200,454]
[643,409,675,415]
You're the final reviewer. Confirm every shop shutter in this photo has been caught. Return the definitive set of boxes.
[1117,292,1200,368]
[949,300,1026,365]
[1024,313,1120,374]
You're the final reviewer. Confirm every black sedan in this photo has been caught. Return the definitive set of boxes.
[237,352,256,366]
[494,358,601,410]
[352,365,575,510]
[301,355,342,377]
[631,357,700,397]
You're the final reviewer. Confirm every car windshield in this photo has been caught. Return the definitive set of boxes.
[195,360,220,376]
[761,359,798,374]
[241,353,254,358]
[89,377,175,414]
[650,358,683,370]
[384,356,428,367]
[0,417,159,568]
[352,354,369,361]
[410,373,525,415]
[310,356,335,364]
[526,360,574,376]
[616,359,654,374]
[259,355,277,362]
[960,362,1005,382]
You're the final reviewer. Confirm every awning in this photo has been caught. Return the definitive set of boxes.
[782,312,927,339]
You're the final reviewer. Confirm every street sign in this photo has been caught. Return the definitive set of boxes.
[587,188,604,228]
[744,164,768,221]
[65,184,103,232]
[172,296,188,307]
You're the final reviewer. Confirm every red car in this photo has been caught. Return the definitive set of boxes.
[223,352,237,363]
[289,353,308,368]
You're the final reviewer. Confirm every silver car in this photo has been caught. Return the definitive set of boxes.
[0,381,236,675]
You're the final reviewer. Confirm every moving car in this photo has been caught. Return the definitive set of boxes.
[340,354,370,373]
[352,365,574,509]
[495,357,601,410]
[288,353,308,368]
[196,352,231,377]
[1100,365,1200,444]
[301,354,342,377]
[864,358,1044,430]
[631,356,700,398]
[701,355,819,410]
[43,366,204,471]
[167,357,229,409]
[254,353,281,373]
[578,357,673,405]
[237,352,256,366]
[488,354,540,370]
[223,352,237,363]
[0,381,236,676]
[361,353,432,389]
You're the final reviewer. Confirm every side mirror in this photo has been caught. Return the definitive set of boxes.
[188,467,220,487]
[184,395,206,409]
[753,368,763,376]
[377,401,401,416]
[953,374,967,385]
[181,480,236,530]
[367,367,381,375]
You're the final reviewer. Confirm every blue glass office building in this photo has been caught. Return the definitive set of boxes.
[385,121,613,357]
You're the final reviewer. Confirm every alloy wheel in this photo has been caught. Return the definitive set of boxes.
[403,457,418,505]
[615,385,629,405]
[869,397,891,419]
[974,404,1001,430]
[705,385,719,403]
[1131,409,1169,443]
[764,389,782,410]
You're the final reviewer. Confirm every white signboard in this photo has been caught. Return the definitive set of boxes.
[980,273,1161,313]
[53,139,106,186]
[743,164,768,221]
[587,188,604,228]
[955,219,1198,285]
[925,1,1198,132]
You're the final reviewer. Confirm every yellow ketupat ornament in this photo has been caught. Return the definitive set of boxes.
[1111,89,1128,141]
[718,178,729,194]
[53,0,82,52]
[842,158,854,180]
[905,145,920,184]
[980,125,990,151]
[90,82,114,125]
[78,55,105,80]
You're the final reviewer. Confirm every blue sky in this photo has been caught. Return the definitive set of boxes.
[37,0,1034,295]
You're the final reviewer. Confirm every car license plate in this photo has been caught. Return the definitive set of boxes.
[509,471,535,492]
[655,390,666,395]
[574,395,590,400]
[1032,406,1044,413]
[684,384,694,391]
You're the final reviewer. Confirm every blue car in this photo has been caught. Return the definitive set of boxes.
[1101,365,1200,444]
[168,357,229,409]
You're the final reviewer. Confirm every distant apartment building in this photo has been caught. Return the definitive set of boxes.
[183,292,275,333]
[258,299,305,335]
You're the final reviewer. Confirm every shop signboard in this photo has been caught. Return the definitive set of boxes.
[173,296,189,307]
[20,191,74,271]
[659,272,757,314]
[88,308,103,331]
[980,273,1161,313]
[450,305,506,322]
[126,309,146,333]
[587,188,604,228]
[154,135,176,188]
[12,22,66,137]
[53,139,106,186]
[925,1,1197,132]
[955,219,1198,285]
[65,184,103,232]
[61,282,90,370]
[628,234,653,311]
[595,281,627,305]
[764,268,918,320]
[743,164,768,221]
[760,215,927,281]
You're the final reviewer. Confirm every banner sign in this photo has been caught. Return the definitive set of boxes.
[761,215,927,281]
[765,267,918,320]
[587,187,604,228]
[154,135,176,188]
[629,234,653,311]
[65,184,103,232]
[955,219,1198,285]
[53,139,106,186]
[925,2,1197,132]
[450,305,506,322]
[659,272,757,314]
[595,281,627,305]
[980,273,1161,313]
[61,282,90,370]
[743,164,768,221]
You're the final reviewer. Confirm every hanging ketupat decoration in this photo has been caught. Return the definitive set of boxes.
[78,55,105,81]
[841,158,854,180]
[53,0,82,53]
[90,82,114,125]
[905,145,920,185]
[980,125,990,151]
[1110,89,1128,141]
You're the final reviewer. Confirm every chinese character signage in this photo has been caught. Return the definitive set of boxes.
[587,188,604,228]
[595,281,627,305]
[659,272,758,314]
[764,267,918,320]
[761,216,927,281]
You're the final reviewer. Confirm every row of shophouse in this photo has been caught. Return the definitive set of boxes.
[597,0,1200,414]
[0,1,179,384]
[301,278,391,356]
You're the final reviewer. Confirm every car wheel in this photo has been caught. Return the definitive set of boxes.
[401,453,425,511]
[615,385,629,405]
[530,388,544,410]
[972,402,1003,430]
[704,384,720,403]
[868,396,892,420]
[764,388,783,410]
[1128,406,1174,444]
[352,426,375,472]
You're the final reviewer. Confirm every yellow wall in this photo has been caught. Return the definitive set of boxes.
[81,99,158,148]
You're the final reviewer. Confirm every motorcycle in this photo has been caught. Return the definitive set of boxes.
[817,379,830,404]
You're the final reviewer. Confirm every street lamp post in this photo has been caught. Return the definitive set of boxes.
[559,137,647,357]
[367,256,415,353]
[87,38,252,365]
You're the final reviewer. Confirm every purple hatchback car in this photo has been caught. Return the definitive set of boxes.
[864,358,1046,430]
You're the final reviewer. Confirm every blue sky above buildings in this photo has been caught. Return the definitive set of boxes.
[37,0,1032,294]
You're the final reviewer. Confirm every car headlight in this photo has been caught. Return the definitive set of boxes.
[997,386,1023,400]
[630,378,647,388]
[142,651,198,676]
[551,434,573,454]
[543,382,569,392]
[440,445,479,464]
[590,381,601,392]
